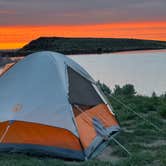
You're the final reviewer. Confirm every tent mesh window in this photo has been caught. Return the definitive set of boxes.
[67,67,103,111]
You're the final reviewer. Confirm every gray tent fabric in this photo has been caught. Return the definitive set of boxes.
[68,67,102,106]
[0,51,120,160]
[0,52,78,136]
[0,51,103,136]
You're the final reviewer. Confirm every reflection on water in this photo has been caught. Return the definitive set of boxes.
[70,50,166,95]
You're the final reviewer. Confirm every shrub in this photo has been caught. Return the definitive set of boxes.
[159,105,166,119]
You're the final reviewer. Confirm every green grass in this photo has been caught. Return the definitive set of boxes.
[0,153,114,166]
[0,153,65,166]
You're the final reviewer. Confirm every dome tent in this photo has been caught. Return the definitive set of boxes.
[0,51,120,160]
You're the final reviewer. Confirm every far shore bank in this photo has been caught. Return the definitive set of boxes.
[1,37,166,57]
[1,47,166,58]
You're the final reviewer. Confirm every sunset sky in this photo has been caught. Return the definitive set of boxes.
[0,0,166,49]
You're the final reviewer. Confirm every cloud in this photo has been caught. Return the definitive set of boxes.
[0,0,166,25]
[0,9,17,14]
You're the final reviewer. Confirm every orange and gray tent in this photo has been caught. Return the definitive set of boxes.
[0,51,120,160]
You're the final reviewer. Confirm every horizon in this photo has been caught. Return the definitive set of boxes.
[0,0,166,49]
[1,35,166,51]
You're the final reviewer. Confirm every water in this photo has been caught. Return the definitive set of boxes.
[70,50,166,96]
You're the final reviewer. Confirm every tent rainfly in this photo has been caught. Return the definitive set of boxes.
[0,51,120,160]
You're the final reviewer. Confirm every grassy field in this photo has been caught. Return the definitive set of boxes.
[0,84,166,166]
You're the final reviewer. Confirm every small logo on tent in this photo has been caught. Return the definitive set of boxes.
[12,104,23,113]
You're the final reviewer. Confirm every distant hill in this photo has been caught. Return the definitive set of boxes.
[18,37,166,55]
[1,37,166,56]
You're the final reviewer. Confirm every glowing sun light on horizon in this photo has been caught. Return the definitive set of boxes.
[0,21,166,50]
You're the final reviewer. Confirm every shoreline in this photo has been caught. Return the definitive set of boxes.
[1,47,166,57]
[68,48,166,56]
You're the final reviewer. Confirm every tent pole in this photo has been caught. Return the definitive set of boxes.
[94,83,116,115]
[71,105,88,160]
[0,121,12,143]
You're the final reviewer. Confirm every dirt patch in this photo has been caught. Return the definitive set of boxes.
[122,128,134,133]
[144,140,166,148]
[96,145,123,163]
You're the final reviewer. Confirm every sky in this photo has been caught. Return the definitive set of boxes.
[0,0,166,49]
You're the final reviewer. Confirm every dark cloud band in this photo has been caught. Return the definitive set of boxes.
[0,0,166,25]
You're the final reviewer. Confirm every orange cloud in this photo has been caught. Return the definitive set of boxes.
[0,21,166,49]
[0,10,16,14]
